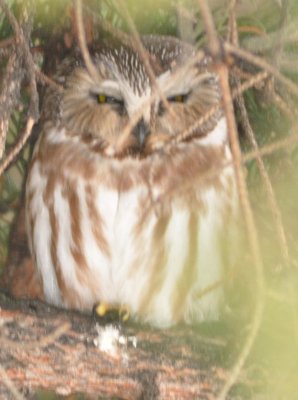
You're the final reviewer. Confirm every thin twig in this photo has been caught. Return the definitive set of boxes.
[243,132,298,163]
[0,117,35,177]
[242,19,298,53]
[237,89,290,264]
[76,0,174,156]
[115,0,174,130]
[0,363,25,400]
[224,41,298,98]
[227,0,238,45]
[118,69,267,155]
[149,128,298,217]
[0,36,15,48]
[173,70,268,144]
[74,0,99,82]
[197,0,221,58]
[229,0,290,265]
[115,0,166,93]
[197,1,264,399]
[35,68,64,92]
[34,322,71,349]
[111,49,206,154]
[0,0,39,175]
[217,49,265,400]
[0,0,21,38]
[0,322,71,350]
[270,0,289,69]
[83,3,131,44]
[269,88,296,120]
[0,52,20,158]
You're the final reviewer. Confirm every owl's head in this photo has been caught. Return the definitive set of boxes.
[50,35,222,156]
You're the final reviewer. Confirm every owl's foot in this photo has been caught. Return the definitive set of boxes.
[94,302,130,323]
[118,305,130,322]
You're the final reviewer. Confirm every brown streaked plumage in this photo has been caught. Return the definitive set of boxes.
[25,35,238,327]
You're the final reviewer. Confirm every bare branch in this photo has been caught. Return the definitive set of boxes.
[35,68,64,92]
[243,131,298,163]
[196,2,265,399]
[115,0,174,138]
[224,41,298,98]
[0,364,25,400]
[74,0,99,82]
[0,0,39,177]
[0,51,24,158]
[0,117,35,176]
[173,70,269,144]
[237,89,290,264]
[0,36,15,48]
[0,294,229,399]
[229,0,290,265]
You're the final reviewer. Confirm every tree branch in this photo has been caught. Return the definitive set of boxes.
[0,293,230,399]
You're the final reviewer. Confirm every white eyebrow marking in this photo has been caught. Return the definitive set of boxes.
[93,80,122,99]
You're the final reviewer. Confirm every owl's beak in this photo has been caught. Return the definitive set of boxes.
[133,118,150,147]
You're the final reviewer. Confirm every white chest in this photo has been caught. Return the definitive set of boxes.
[26,137,237,327]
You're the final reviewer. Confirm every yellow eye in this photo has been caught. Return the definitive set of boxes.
[98,94,107,104]
[167,94,188,103]
[174,95,184,102]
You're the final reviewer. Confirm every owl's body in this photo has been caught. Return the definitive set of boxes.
[26,36,238,327]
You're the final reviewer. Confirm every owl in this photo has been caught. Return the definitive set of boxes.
[25,35,238,328]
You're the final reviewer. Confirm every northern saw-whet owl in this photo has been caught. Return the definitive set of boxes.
[26,35,238,327]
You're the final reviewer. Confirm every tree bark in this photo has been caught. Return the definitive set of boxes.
[0,291,230,399]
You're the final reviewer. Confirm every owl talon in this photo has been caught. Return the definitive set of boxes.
[95,302,110,318]
[119,305,130,322]
[94,302,130,323]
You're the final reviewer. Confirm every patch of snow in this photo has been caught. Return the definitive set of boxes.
[93,324,137,359]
